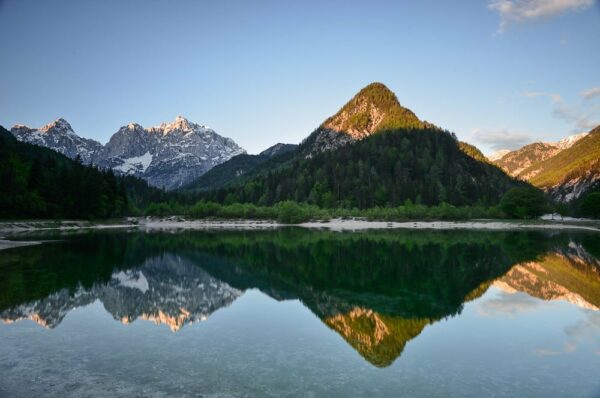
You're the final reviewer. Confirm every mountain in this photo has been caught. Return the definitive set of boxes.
[10,116,246,191]
[494,142,562,177]
[0,126,128,219]
[98,116,246,190]
[200,82,527,208]
[259,143,297,157]
[491,132,588,179]
[525,126,600,201]
[487,129,598,202]
[180,143,298,192]
[303,82,428,155]
[10,118,103,164]
[487,149,511,162]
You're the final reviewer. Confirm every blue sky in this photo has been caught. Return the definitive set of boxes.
[1,0,599,154]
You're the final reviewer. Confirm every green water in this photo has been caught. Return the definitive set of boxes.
[0,229,599,397]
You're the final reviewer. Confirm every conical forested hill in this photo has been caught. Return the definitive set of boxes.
[302,82,429,155]
[200,83,527,208]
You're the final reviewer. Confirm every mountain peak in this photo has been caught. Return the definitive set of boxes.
[41,118,73,133]
[161,115,196,134]
[321,82,423,140]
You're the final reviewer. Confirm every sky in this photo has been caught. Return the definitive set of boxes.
[1,0,599,155]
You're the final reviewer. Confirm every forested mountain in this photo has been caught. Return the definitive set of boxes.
[200,83,526,208]
[181,143,297,192]
[0,126,128,219]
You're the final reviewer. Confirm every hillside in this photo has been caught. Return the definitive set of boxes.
[495,142,561,177]
[524,125,600,201]
[181,143,297,192]
[0,126,128,219]
[201,83,527,208]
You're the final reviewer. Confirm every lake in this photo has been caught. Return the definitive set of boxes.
[1,228,599,397]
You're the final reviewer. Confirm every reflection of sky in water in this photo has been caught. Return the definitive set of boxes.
[1,229,599,397]
[1,286,599,398]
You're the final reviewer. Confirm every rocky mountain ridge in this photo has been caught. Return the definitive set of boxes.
[10,116,245,190]
[489,129,598,202]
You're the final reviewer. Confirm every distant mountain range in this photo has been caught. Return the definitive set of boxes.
[490,128,599,201]
[11,116,246,190]
[7,82,600,204]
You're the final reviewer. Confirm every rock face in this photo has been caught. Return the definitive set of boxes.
[0,253,242,331]
[10,116,246,190]
[304,82,427,155]
[98,116,245,190]
[10,119,103,164]
[494,142,562,178]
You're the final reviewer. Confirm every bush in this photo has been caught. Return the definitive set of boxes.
[580,192,600,219]
[500,187,547,219]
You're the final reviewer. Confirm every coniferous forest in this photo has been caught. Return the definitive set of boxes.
[0,127,128,219]
[201,127,527,208]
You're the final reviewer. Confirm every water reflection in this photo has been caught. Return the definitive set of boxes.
[1,229,599,368]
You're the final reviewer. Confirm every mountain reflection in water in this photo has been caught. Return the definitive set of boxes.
[1,229,599,367]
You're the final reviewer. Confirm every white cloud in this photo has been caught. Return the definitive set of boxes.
[521,91,563,103]
[581,86,600,99]
[478,291,541,317]
[489,0,595,33]
[471,127,533,150]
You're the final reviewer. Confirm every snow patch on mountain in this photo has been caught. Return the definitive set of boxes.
[113,151,153,174]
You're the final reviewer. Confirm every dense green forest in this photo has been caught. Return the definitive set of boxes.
[0,127,129,219]
[180,144,297,192]
[199,127,527,208]
[0,126,174,219]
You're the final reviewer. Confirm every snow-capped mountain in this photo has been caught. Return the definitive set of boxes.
[554,132,588,150]
[98,116,246,190]
[10,118,103,164]
[0,253,242,331]
[10,116,246,190]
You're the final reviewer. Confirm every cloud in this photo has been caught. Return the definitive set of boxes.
[581,86,600,99]
[521,90,600,132]
[489,0,595,33]
[521,91,562,103]
[471,128,533,150]
[478,291,542,316]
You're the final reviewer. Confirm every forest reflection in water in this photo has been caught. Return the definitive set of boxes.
[1,228,599,368]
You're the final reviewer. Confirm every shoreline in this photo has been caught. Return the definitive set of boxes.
[0,217,598,233]
[0,218,598,251]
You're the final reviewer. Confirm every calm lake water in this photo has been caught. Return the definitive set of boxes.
[0,229,599,397]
